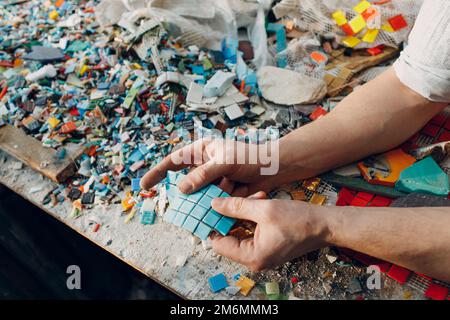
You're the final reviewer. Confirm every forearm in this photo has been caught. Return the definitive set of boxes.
[324,205,450,282]
[277,67,447,183]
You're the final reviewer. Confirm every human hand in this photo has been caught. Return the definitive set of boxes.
[140,138,284,197]
[210,195,332,271]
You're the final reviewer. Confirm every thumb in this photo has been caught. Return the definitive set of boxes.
[212,197,263,223]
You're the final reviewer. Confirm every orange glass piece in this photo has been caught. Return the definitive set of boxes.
[358,149,416,187]
[341,23,355,36]
[235,276,255,296]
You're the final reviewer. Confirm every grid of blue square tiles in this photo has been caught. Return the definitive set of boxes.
[163,171,236,240]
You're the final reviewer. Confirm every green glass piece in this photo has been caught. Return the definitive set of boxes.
[66,40,89,53]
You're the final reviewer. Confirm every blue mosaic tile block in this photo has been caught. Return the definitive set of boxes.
[163,171,236,240]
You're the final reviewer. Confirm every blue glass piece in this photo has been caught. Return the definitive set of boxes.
[131,178,141,192]
[202,210,221,228]
[175,173,184,184]
[198,195,213,208]
[193,222,212,240]
[179,201,195,215]
[214,216,236,236]
[169,197,184,210]
[164,208,177,224]
[179,192,189,200]
[206,184,223,198]
[182,216,200,233]
[190,205,209,220]
[166,171,179,185]
[173,212,188,227]
[208,273,228,293]
[185,190,204,203]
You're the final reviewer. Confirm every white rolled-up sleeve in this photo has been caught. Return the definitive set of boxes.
[393,0,450,103]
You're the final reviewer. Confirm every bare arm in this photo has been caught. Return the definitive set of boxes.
[327,205,450,283]
[271,67,447,189]
[141,68,446,195]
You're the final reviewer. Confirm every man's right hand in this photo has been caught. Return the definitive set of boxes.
[140,138,283,196]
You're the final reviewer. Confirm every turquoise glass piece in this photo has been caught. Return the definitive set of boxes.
[395,157,450,197]
[193,222,213,240]
[182,215,200,233]
[215,216,236,236]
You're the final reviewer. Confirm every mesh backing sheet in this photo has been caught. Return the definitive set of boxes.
[273,0,424,49]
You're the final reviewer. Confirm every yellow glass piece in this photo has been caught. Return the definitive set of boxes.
[332,10,347,26]
[342,36,361,48]
[53,134,67,143]
[353,1,371,14]
[49,10,59,20]
[302,178,321,192]
[285,20,295,31]
[122,197,135,212]
[291,190,307,201]
[309,193,326,206]
[362,29,379,43]
[235,276,255,296]
[125,209,136,223]
[48,117,61,129]
[79,65,89,76]
[348,14,366,34]
[130,63,143,70]
[381,23,395,32]
[403,291,412,300]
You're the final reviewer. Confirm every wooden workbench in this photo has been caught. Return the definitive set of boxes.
[0,150,421,300]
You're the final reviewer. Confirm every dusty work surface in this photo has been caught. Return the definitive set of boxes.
[0,151,421,300]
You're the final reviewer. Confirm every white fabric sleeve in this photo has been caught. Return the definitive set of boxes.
[393,0,450,103]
